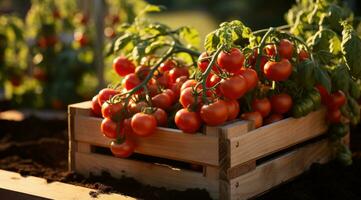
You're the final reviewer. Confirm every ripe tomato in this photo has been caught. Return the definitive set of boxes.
[327,90,346,110]
[159,60,176,72]
[157,71,171,88]
[131,113,157,137]
[128,101,148,114]
[219,76,248,100]
[278,39,294,59]
[170,76,188,98]
[264,44,277,57]
[237,68,258,91]
[169,67,189,83]
[123,118,134,136]
[101,118,120,139]
[217,48,244,73]
[264,114,284,125]
[251,98,271,117]
[315,85,330,105]
[152,108,168,127]
[101,102,123,119]
[326,109,341,124]
[175,108,201,133]
[200,100,228,126]
[135,65,150,80]
[98,88,119,106]
[179,87,201,108]
[270,94,293,114]
[241,111,263,128]
[207,74,221,87]
[263,59,292,81]
[198,52,218,73]
[298,49,309,61]
[122,73,141,91]
[225,99,240,120]
[147,81,159,97]
[33,67,47,81]
[152,92,173,111]
[181,80,198,91]
[91,95,102,117]
[164,89,176,103]
[110,139,135,158]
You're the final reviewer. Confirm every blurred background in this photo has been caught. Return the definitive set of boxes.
[0,0,360,110]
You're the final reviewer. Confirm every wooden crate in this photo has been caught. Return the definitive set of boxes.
[69,101,347,200]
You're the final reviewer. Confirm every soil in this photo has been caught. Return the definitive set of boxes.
[0,115,361,200]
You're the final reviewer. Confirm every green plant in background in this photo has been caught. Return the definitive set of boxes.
[286,0,361,165]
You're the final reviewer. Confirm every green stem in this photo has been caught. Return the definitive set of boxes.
[201,46,224,104]
[175,45,201,57]
[253,25,291,35]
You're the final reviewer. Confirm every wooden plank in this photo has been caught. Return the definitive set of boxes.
[68,105,77,171]
[73,115,219,166]
[229,138,333,200]
[77,142,92,153]
[229,109,327,167]
[0,169,134,200]
[75,152,219,199]
[68,101,92,116]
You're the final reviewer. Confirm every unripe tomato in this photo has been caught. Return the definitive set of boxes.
[98,88,119,106]
[278,39,294,59]
[200,100,228,126]
[169,67,189,83]
[224,99,240,120]
[91,95,102,117]
[217,48,244,73]
[252,98,271,117]
[101,118,120,139]
[110,139,135,158]
[241,111,263,128]
[152,108,168,127]
[264,59,292,81]
[264,114,284,125]
[113,56,135,77]
[270,93,293,114]
[122,73,141,91]
[219,75,248,100]
[101,102,123,119]
[131,113,157,137]
[175,108,201,133]
[237,68,258,91]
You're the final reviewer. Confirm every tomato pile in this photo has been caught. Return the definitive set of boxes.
[90,3,361,163]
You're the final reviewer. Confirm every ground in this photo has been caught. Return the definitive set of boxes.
[0,115,360,200]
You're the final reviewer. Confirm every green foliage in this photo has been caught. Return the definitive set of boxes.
[341,23,361,79]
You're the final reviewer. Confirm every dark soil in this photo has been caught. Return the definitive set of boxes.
[0,115,361,200]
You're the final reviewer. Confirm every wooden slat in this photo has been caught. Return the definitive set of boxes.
[75,152,219,199]
[228,138,333,200]
[77,142,92,153]
[68,105,77,171]
[0,169,134,200]
[73,115,219,166]
[229,109,327,167]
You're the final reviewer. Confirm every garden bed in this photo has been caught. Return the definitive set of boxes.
[0,110,361,199]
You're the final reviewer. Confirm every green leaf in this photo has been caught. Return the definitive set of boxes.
[204,31,219,52]
[114,33,133,53]
[331,64,350,92]
[178,26,200,49]
[341,23,361,79]
[315,67,332,92]
[349,79,361,99]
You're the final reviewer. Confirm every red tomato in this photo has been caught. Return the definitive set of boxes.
[123,118,134,136]
[157,71,171,88]
[298,50,309,61]
[91,95,102,117]
[128,101,148,114]
[101,118,120,139]
[200,100,228,126]
[98,88,120,106]
[169,67,189,83]
[113,56,135,77]
[241,111,263,128]
[152,92,173,111]
[278,39,294,59]
[326,109,341,124]
[135,65,150,80]
[207,74,221,87]
[170,76,188,98]
[122,73,141,91]
[159,60,176,72]
[101,102,123,119]
[264,44,277,57]
[74,31,88,47]
[264,59,292,81]
[181,80,198,91]
[270,94,293,114]
[164,89,176,103]
[252,98,271,117]
[237,68,258,91]
[179,87,201,108]
[131,113,157,137]
[198,52,218,73]
[219,76,248,100]
[328,90,346,110]
[175,108,202,133]
[152,108,168,127]
[264,114,284,125]
[316,85,330,105]
[110,139,135,158]
[217,48,244,73]
[225,99,240,120]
